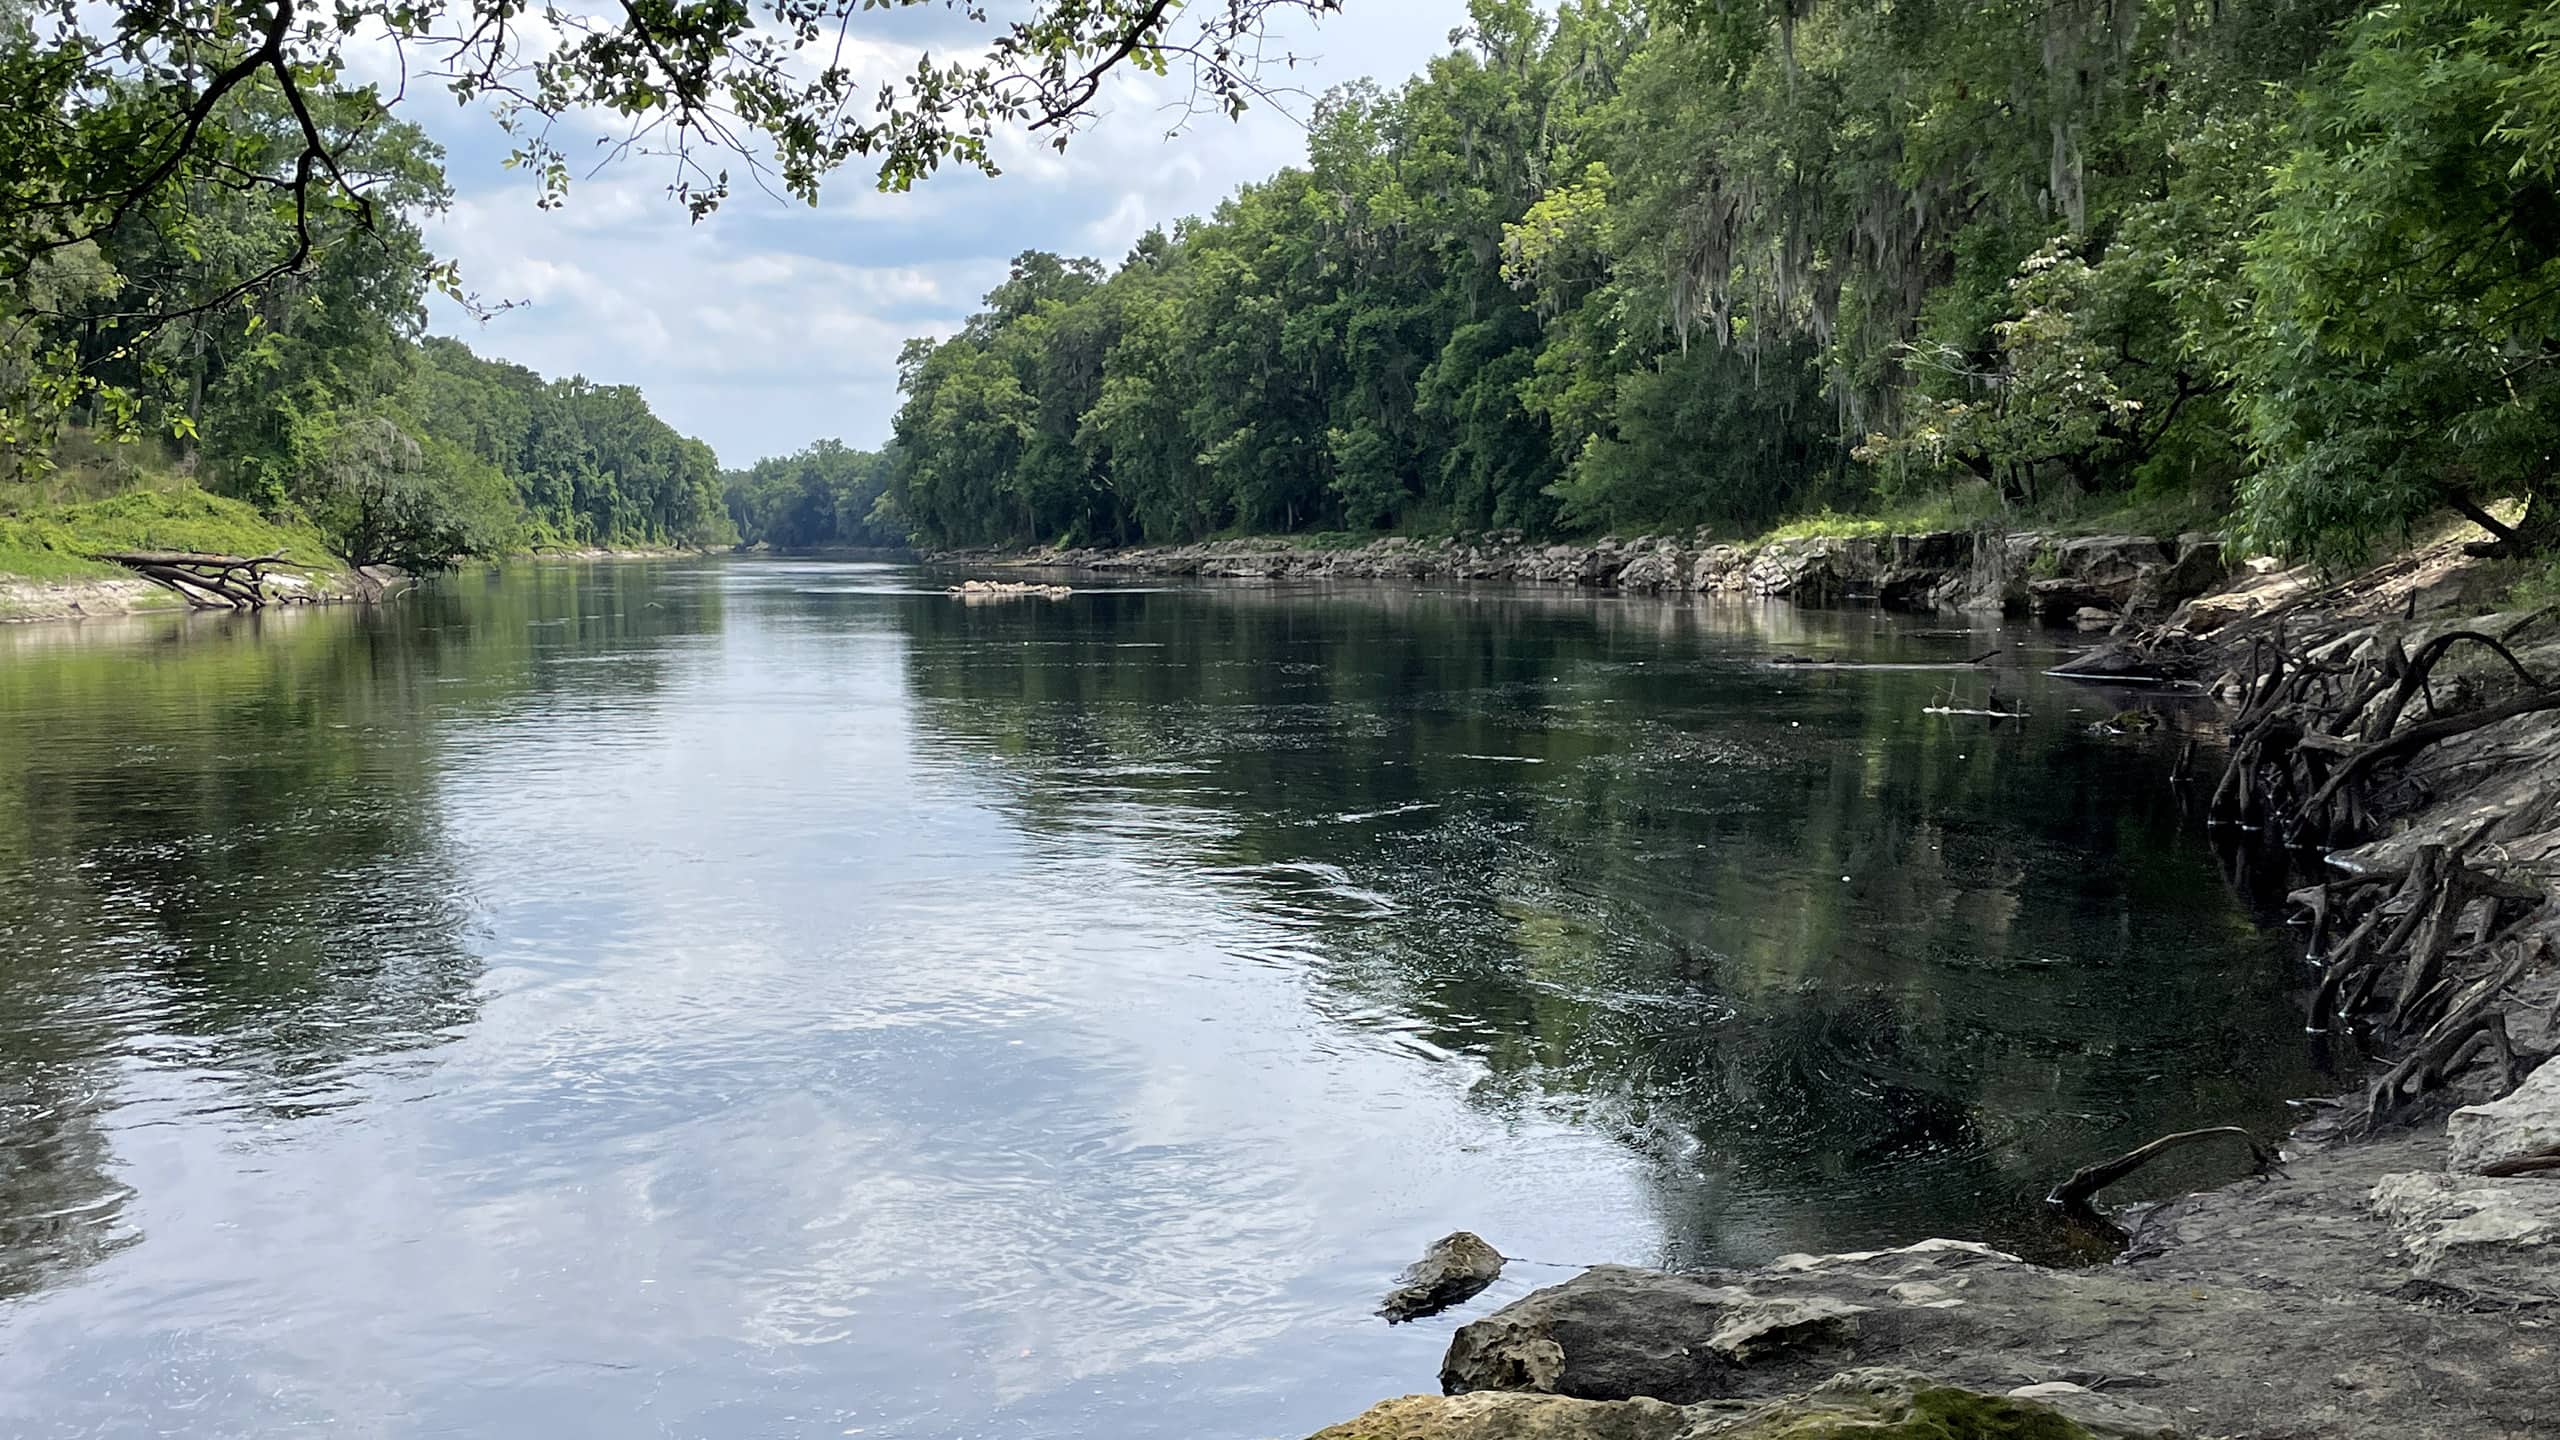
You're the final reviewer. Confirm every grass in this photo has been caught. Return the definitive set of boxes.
[0,490,342,583]
[1754,480,2226,547]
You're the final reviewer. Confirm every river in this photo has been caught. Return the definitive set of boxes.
[0,558,2319,1438]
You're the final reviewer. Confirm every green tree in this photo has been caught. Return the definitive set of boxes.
[299,412,518,579]
[2233,0,2560,562]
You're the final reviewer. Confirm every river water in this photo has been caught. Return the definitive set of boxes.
[0,558,2318,1438]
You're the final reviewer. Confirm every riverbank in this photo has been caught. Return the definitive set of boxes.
[0,491,371,623]
[943,526,2239,626]
[0,528,719,624]
[1311,531,2560,1439]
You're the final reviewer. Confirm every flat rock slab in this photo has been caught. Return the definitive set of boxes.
[2370,1170,2560,1285]
[1312,1368,2176,1440]
[1437,1154,2560,1440]
[1308,1392,1690,1440]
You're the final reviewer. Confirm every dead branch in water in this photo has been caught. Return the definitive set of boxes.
[2048,1126,2277,1233]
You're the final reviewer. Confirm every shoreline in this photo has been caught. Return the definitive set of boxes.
[1313,532,2560,1439]
[0,545,722,625]
[934,526,2248,629]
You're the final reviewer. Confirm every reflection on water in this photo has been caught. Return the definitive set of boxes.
[0,560,2316,1438]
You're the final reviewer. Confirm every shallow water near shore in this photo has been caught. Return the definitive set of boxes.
[0,557,2321,1438]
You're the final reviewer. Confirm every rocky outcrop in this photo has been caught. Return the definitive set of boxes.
[1311,1369,2176,1440]
[2368,1170,2560,1280]
[961,527,2235,618]
[1401,1134,2560,1438]
[1307,1392,1689,1440]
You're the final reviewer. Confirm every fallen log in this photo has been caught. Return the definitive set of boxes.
[93,549,290,610]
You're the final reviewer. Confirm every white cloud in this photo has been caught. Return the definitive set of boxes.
[416,2,1475,465]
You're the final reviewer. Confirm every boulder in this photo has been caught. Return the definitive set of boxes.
[1702,1296,1868,1362]
[1442,1266,1761,1402]
[1689,546,1751,593]
[1615,549,1689,593]
[1743,538,1882,604]
[2054,534,2175,588]
[1382,1232,1510,1324]
[2445,1056,2560,1176]
[1953,532,2051,614]
[1307,1393,1689,1440]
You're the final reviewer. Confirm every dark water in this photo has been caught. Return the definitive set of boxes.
[0,559,2318,1438]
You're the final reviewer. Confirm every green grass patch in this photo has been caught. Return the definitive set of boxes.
[1755,481,2224,547]
[0,489,341,582]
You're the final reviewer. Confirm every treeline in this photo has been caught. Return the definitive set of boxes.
[881,0,2560,564]
[0,35,727,570]
[720,441,904,550]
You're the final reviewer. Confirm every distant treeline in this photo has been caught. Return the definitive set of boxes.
[871,0,2560,565]
[719,441,904,550]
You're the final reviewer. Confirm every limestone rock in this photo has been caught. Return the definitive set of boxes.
[1307,1392,1688,1440]
[1687,1368,2178,1440]
[1441,1265,1760,1402]
[1383,1231,1510,1324]
[2368,1170,2560,1272]
[1615,548,1689,593]
[2006,1382,2183,1439]
[2445,1056,2560,1176]
[1702,1296,1868,1361]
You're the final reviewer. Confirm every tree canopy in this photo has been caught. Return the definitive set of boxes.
[878,0,2560,564]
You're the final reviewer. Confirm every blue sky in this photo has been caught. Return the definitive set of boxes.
[386,3,1474,469]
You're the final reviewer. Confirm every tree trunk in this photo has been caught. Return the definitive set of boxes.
[2518,474,2560,554]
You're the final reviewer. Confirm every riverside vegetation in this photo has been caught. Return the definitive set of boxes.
[13,0,2560,590]
[865,0,2560,581]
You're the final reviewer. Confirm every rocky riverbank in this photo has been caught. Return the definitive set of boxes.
[954,527,2240,627]
[1311,534,2560,1440]
[0,565,372,623]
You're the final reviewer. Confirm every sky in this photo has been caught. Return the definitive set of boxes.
[391,3,1476,470]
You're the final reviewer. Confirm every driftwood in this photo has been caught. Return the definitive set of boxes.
[93,549,290,610]
[2048,1126,2277,1229]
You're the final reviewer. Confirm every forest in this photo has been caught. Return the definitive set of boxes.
[877,0,2560,569]
[9,0,2560,572]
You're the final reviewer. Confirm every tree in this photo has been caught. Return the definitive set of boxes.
[2232,0,2560,562]
[300,411,518,580]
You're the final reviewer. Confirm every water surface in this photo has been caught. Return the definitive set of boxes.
[0,559,2317,1437]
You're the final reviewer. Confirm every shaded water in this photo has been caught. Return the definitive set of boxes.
[0,559,2318,1438]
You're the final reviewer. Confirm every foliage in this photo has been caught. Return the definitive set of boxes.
[295,411,521,572]
[406,339,731,549]
[871,0,2560,563]
[2229,0,2560,564]
[724,441,903,549]
[0,41,729,578]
